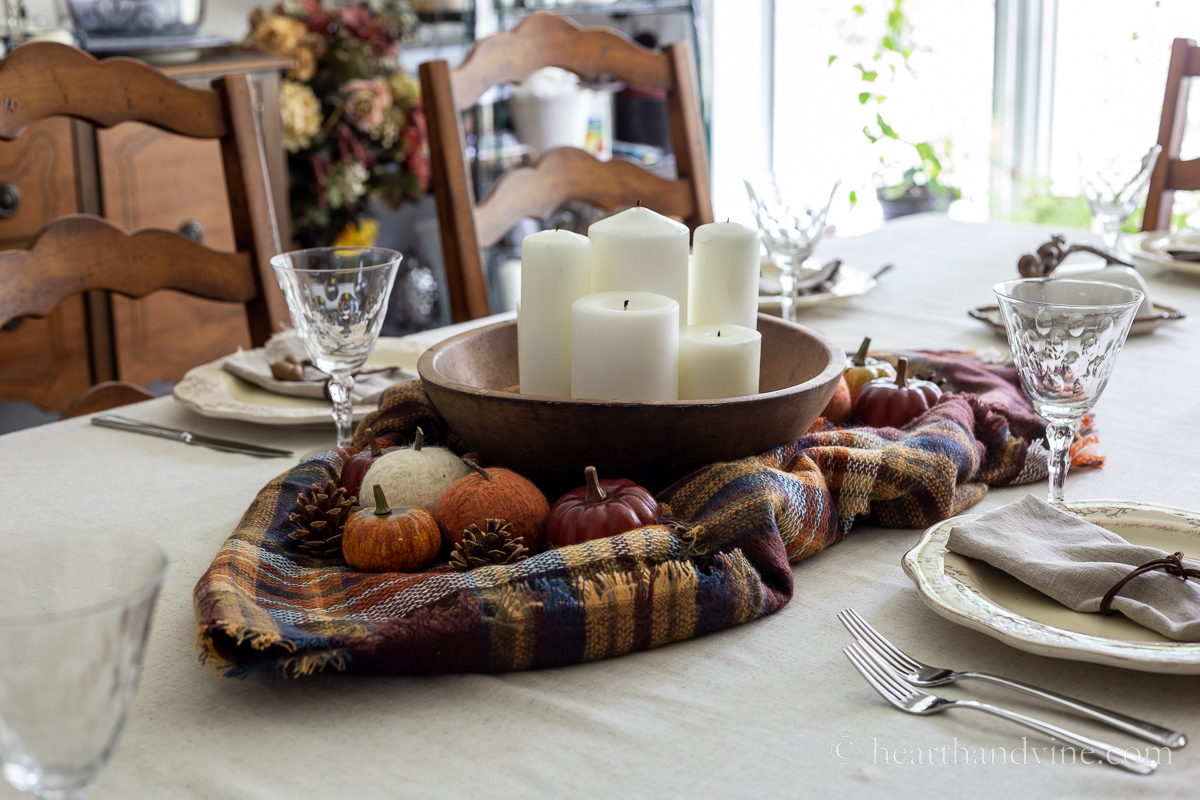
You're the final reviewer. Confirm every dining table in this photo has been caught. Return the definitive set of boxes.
[3,213,1199,799]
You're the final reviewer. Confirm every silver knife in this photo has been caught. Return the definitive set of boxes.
[91,415,294,458]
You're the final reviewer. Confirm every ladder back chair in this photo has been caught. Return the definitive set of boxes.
[0,42,286,414]
[1144,37,1200,232]
[419,12,714,322]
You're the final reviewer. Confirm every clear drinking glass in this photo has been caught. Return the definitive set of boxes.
[1079,145,1161,251]
[745,175,839,321]
[0,534,167,800]
[994,279,1142,503]
[271,247,402,447]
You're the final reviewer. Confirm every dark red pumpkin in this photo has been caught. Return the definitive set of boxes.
[854,357,942,429]
[342,428,401,501]
[546,467,660,548]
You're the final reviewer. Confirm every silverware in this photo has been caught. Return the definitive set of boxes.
[871,263,895,280]
[839,608,1185,749]
[91,415,293,458]
[844,643,1158,775]
[793,258,842,293]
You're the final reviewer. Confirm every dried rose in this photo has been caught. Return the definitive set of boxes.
[280,80,322,153]
[341,77,392,134]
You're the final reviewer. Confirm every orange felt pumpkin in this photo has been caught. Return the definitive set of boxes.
[820,375,853,423]
[342,484,441,573]
[435,460,550,552]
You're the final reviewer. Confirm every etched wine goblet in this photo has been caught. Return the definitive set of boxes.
[0,534,167,800]
[271,247,402,447]
[994,279,1142,503]
[1079,145,1161,251]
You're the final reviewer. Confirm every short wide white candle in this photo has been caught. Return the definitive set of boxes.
[588,207,690,325]
[689,221,760,329]
[678,324,762,400]
[518,229,591,397]
[572,291,679,401]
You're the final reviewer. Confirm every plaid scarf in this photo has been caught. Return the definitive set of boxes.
[194,350,1098,678]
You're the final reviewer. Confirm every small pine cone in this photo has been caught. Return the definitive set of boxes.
[449,519,529,572]
[288,479,356,558]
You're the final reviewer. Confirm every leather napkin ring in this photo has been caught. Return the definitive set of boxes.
[1100,552,1200,615]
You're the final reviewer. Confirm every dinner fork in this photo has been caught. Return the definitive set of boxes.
[838,608,1186,749]
[844,643,1159,775]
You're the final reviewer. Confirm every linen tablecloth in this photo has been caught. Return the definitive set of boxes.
[3,216,1199,799]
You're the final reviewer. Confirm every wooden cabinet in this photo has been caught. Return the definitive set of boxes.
[0,51,290,411]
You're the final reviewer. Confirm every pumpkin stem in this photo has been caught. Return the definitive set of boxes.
[413,427,424,451]
[895,357,909,389]
[372,483,391,516]
[464,457,491,481]
[853,337,871,366]
[584,466,607,503]
[365,427,381,458]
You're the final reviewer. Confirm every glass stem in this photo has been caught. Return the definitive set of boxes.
[1046,420,1074,503]
[328,372,355,448]
[1101,217,1121,252]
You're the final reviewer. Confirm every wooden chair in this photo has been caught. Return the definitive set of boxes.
[1144,37,1200,232]
[419,12,714,322]
[0,42,286,414]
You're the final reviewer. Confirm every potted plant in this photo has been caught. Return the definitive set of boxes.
[875,140,960,220]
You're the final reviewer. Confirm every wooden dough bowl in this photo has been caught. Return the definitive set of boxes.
[418,314,843,496]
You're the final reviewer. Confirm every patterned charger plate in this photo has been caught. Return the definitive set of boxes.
[1127,230,1200,276]
[903,499,1200,674]
[969,303,1185,336]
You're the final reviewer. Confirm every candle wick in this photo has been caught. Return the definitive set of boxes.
[636,200,641,207]
[555,224,561,232]
[624,300,629,310]
[726,217,730,223]
[718,330,722,337]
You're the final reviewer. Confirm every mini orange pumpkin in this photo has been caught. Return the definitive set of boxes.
[435,459,550,552]
[342,484,440,573]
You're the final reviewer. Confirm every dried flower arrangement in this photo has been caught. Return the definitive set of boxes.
[248,0,430,247]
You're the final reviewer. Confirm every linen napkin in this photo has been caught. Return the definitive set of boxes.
[947,494,1200,641]
[222,330,412,403]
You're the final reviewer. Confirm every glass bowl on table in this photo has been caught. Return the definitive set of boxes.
[993,278,1142,503]
[0,534,167,800]
[270,247,403,448]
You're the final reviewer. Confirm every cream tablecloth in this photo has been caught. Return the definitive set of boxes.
[3,216,1198,799]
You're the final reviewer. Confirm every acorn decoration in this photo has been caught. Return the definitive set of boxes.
[342,484,441,573]
[359,427,470,515]
[854,357,942,429]
[448,519,530,571]
[341,427,401,500]
[435,459,550,552]
[288,479,356,557]
[546,467,660,548]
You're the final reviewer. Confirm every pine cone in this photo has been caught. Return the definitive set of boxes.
[449,519,529,572]
[288,479,356,557]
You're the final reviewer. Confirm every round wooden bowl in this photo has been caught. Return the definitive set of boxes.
[418,313,843,495]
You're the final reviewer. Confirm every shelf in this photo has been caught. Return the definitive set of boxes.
[497,1,695,19]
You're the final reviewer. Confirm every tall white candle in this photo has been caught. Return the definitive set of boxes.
[689,221,760,329]
[572,291,679,401]
[588,207,690,325]
[518,229,591,397]
[678,324,761,400]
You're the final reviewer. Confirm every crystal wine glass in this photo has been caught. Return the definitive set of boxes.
[271,247,402,447]
[994,279,1142,503]
[744,175,839,321]
[1079,145,1161,251]
[0,534,167,800]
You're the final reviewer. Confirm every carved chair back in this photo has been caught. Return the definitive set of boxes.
[1144,37,1200,232]
[418,12,713,321]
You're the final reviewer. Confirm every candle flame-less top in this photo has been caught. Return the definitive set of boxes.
[589,207,690,323]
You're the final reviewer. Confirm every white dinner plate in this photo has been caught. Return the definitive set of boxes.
[1127,230,1200,276]
[758,264,877,310]
[902,499,1200,674]
[172,313,518,426]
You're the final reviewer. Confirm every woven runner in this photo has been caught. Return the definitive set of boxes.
[194,350,1100,678]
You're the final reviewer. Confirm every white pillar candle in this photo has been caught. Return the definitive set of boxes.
[518,229,591,397]
[588,206,690,325]
[689,221,760,329]
[572,291,679,401]
[677,324,762,400]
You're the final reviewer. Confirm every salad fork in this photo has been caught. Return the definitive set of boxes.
[844,643,1159,775]
[838,608,1186,749]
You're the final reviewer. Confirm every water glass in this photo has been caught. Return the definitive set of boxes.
[994,279,1142,503]
[271,247,402,447]
[1079,145,1161,250]
[0,534,167,800]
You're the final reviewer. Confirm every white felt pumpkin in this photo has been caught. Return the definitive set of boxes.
[359,428,470,515]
